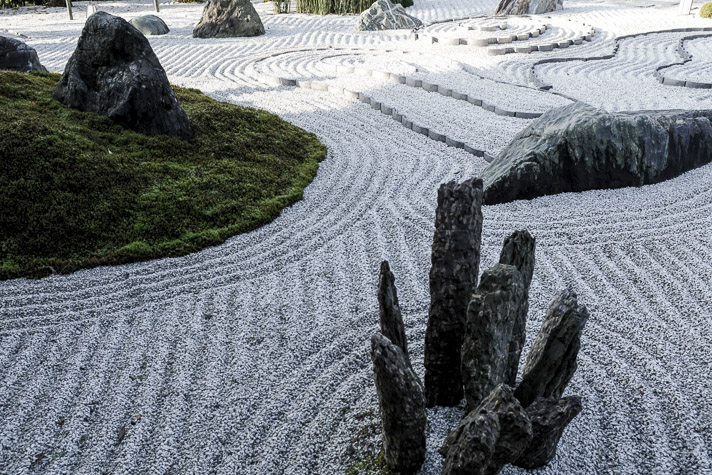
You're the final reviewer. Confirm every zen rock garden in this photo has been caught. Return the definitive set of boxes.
[371,178,588,474]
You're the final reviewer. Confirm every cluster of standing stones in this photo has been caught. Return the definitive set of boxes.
[370,177,589,474]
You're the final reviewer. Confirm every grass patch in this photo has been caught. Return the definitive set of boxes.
[345,451,390,475]
[701,2,712,17]
[0,71,327,279]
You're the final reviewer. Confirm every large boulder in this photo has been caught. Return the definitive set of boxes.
[377,261,410,367]
[424,177,483,407]
[371,333,427,473]
[515,289,588,407]
[0,36,47,73]
[129,15,170,36]
[461,264,525,412]
[482,103,712,204]
[355,0,423,31]
[495,0,562,15]
[53,12,192,140]
[193,0,265,38]
[440,384,533,475]
[499,230,536,387]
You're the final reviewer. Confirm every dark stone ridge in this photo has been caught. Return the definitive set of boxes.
[514,396,582,468]
[461,264,525,412]
[482,102,712,204]
[53,12,192,140]
[193,0,265,38]
[370,333,426,473]
[515,288,589,407]
[0,36,47,73]
[424,177,484,407]
[499,230,536,387]
[440,384,533,475]
[378,261,410,366]
[129,15,170,36]
[495,0,561,15]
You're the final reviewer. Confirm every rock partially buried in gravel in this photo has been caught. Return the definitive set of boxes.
[378,261,410,367]
[440,384,533,475]
[193,0,265,38]
[355,0,423,31]
[495,0,562,15]
[53,12,193,140]
[129,15,170,36]
[461,264,525,412]
[424,177,483,407]
[482,102,712,204]
[514,396,582,468]
[499,230,535,387]
[0,36,47,73]
[515,288,588,407]
[370,333,426,473]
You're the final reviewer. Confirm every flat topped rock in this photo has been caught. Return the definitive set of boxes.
[0,36,47,73]
[53,12,192,140]
[355,0,423,31]
[129,15,170,36]
[193,0,265,38]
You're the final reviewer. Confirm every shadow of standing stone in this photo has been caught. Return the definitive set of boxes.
[461,264,525,413]
[378,261,410,367]
[515,288,589,407]
[424,177,483,407]
[370,333,426,473]
[499,230,536,387]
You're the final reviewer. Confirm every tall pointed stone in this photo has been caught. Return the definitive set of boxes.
[515,289,589,407]
[377,261,409,366]
[371,333,426,473]
[461,264,525,412]
[499,230,536,386]
[424,177,483,407]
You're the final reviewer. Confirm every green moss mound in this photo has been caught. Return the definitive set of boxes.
[701,2,712,17]
[0,71,327,279]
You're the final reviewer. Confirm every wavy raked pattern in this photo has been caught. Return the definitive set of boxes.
[1,0,712,473]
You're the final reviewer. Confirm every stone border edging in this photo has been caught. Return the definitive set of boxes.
[654,33,712,89]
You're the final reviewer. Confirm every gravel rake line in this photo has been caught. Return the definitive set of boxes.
[654,33,712,89]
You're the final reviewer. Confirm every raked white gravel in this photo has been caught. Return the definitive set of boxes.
[1,0,711,473]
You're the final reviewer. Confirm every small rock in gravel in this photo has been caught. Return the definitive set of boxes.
[193,0,265,38]
[129,14,169,36]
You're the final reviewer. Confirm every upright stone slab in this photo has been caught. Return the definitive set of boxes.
[371,333,426,473]
[514,395,582,468]
[461,264,525,412]
[193,0,265,38]
[378,261,410,366]
[0,36,47,73]
[499,230,536,386]
[440,384,533,475]
[424,177,484,407]
[53,12,192,140]
[515,289,589,407]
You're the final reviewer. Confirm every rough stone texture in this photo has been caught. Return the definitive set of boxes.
[129,15,170,36]
[424,177,484,407]
[440,384,533,475]
[461,264,525,412]
[53,12,193,140]
[514,396,582,469]
[370,333,426,473]
[378,261,410,366]
[0,36,47,73]
[482,102,712,204]
[515,289,589,407]
[193,0,265,38]
[354,0,423,32]
[499,230,536,387]
[495,0,561,15]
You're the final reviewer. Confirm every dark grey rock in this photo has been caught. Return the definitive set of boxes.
[354,0,423,31]
[424,177,484,407]
[193,0,265,38]
[440,384,533,475]
[129,15,170,36]
[495,0,561,15]
[482,102,712,204]
[514,396,582,468]
[461,264,525,412]
[0,36,47,73]
[53,12,192,140]
[499,230,536,387]
[378,261,410,367]
[515,289,588,407]
[370,333,426,473]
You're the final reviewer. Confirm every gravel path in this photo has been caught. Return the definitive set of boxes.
[1,0,712,473]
